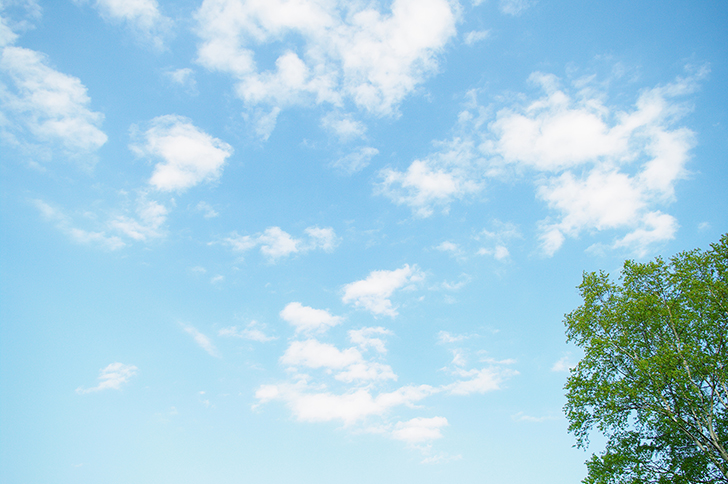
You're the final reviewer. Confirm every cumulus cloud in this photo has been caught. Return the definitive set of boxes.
[551,355,575,373]
[342,264,424,317]
[78,0,172,50]
[224,225,340,262]
[219,320,276,342]
[464,30,489,45]
[76,362,138,394]
[321,111,366,141]
[194,0,458,135]
[182,324,219,357]
[131,115,234,192]
[0,40,107,160]
[280,302,342,334]
[443,366,518,395]
[349,327,392,354]
[392,416,448,444]
[380,65,706,256]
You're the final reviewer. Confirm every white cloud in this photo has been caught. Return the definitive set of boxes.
[80,0,172,50]
[109,198,167,241]
[280,302,342,334]
[33,199,125,250]
[224,225,339,262]
[255,382,436,426]
[281,339,362,369]
[348,327,392,354]
[392,416,448,443]
[196,201,219,218]
[511,412,558,422]
[499,0,531,16]
[166,67,197,94]
[382,66,706,255]
[0,42,107,159]
[219,321,276,342]
[551,355,575,373]
[437,331,467,344]
[182,324,219,357]
[444,366,518,396]
[76,362,138,394]
[321,111,366,141]
[194,0,458,135]
[464,30,489,45]
[304,226,340,252]
[132,115,234,192]
[332,146,379,174]
[342,264,424,317]
[376,138,483,217]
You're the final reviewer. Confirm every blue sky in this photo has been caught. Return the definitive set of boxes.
[0,0,726,482]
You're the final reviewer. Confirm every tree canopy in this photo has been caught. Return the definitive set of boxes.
[564,234,728,483]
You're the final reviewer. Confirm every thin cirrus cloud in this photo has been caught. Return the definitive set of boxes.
[224,226,340,262]
[194,0,458,137]
[33,199,126,250]
[341,264,424,317]
[0,35,107,160]
[378,65,707,257]
[182,323,219,357]
[76,362,138,394]
[131,115,234,192]
[218,321,276,342]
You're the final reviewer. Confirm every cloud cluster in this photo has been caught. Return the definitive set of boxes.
[0,36,107,160]
[194,0,458,135]
[225,225,339,261]
[76,362,138,394]
[379,66,707,256]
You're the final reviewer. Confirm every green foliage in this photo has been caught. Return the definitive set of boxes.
[564,234,728,484]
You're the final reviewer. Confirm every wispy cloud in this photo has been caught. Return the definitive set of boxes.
[280,302,343,334]
[224,226,340,262]
[182,324,219,357]
[218,321,276,342]
[76,362,138,394]
[77,0,172,50]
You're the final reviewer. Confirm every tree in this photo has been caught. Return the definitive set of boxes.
[564,234,728,484]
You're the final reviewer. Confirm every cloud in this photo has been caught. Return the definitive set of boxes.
[342,264,424,317]
[381,65,706,256]
[131,115,234,192]
[349,327,392,354]
[392,416,448,444]
[499,0,531,16]
[76,362,138,394]
[0,41,107,160]
[182,324,219,357]
[443,366,518,396]
[218,321,276,342]
[464,30,489,45]
[511,412,559,422]
[79,0,172,50]
[109,198,167,241]
[195,201,219,218]
[224,225,339,262]
[166,67,197,94]
[331,146,379,174]
[194,0,458,135]
[33,199,125,250]
[280,339,396,383]
[255,382,436,426]
[280,302,342,334]
[376,138,483,217]
[550,355,575,373]
[321,111,366,141]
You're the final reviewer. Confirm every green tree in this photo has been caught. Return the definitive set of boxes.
[564,234,728,484]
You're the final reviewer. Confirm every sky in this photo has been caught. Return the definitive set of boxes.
[0,0,726,482]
